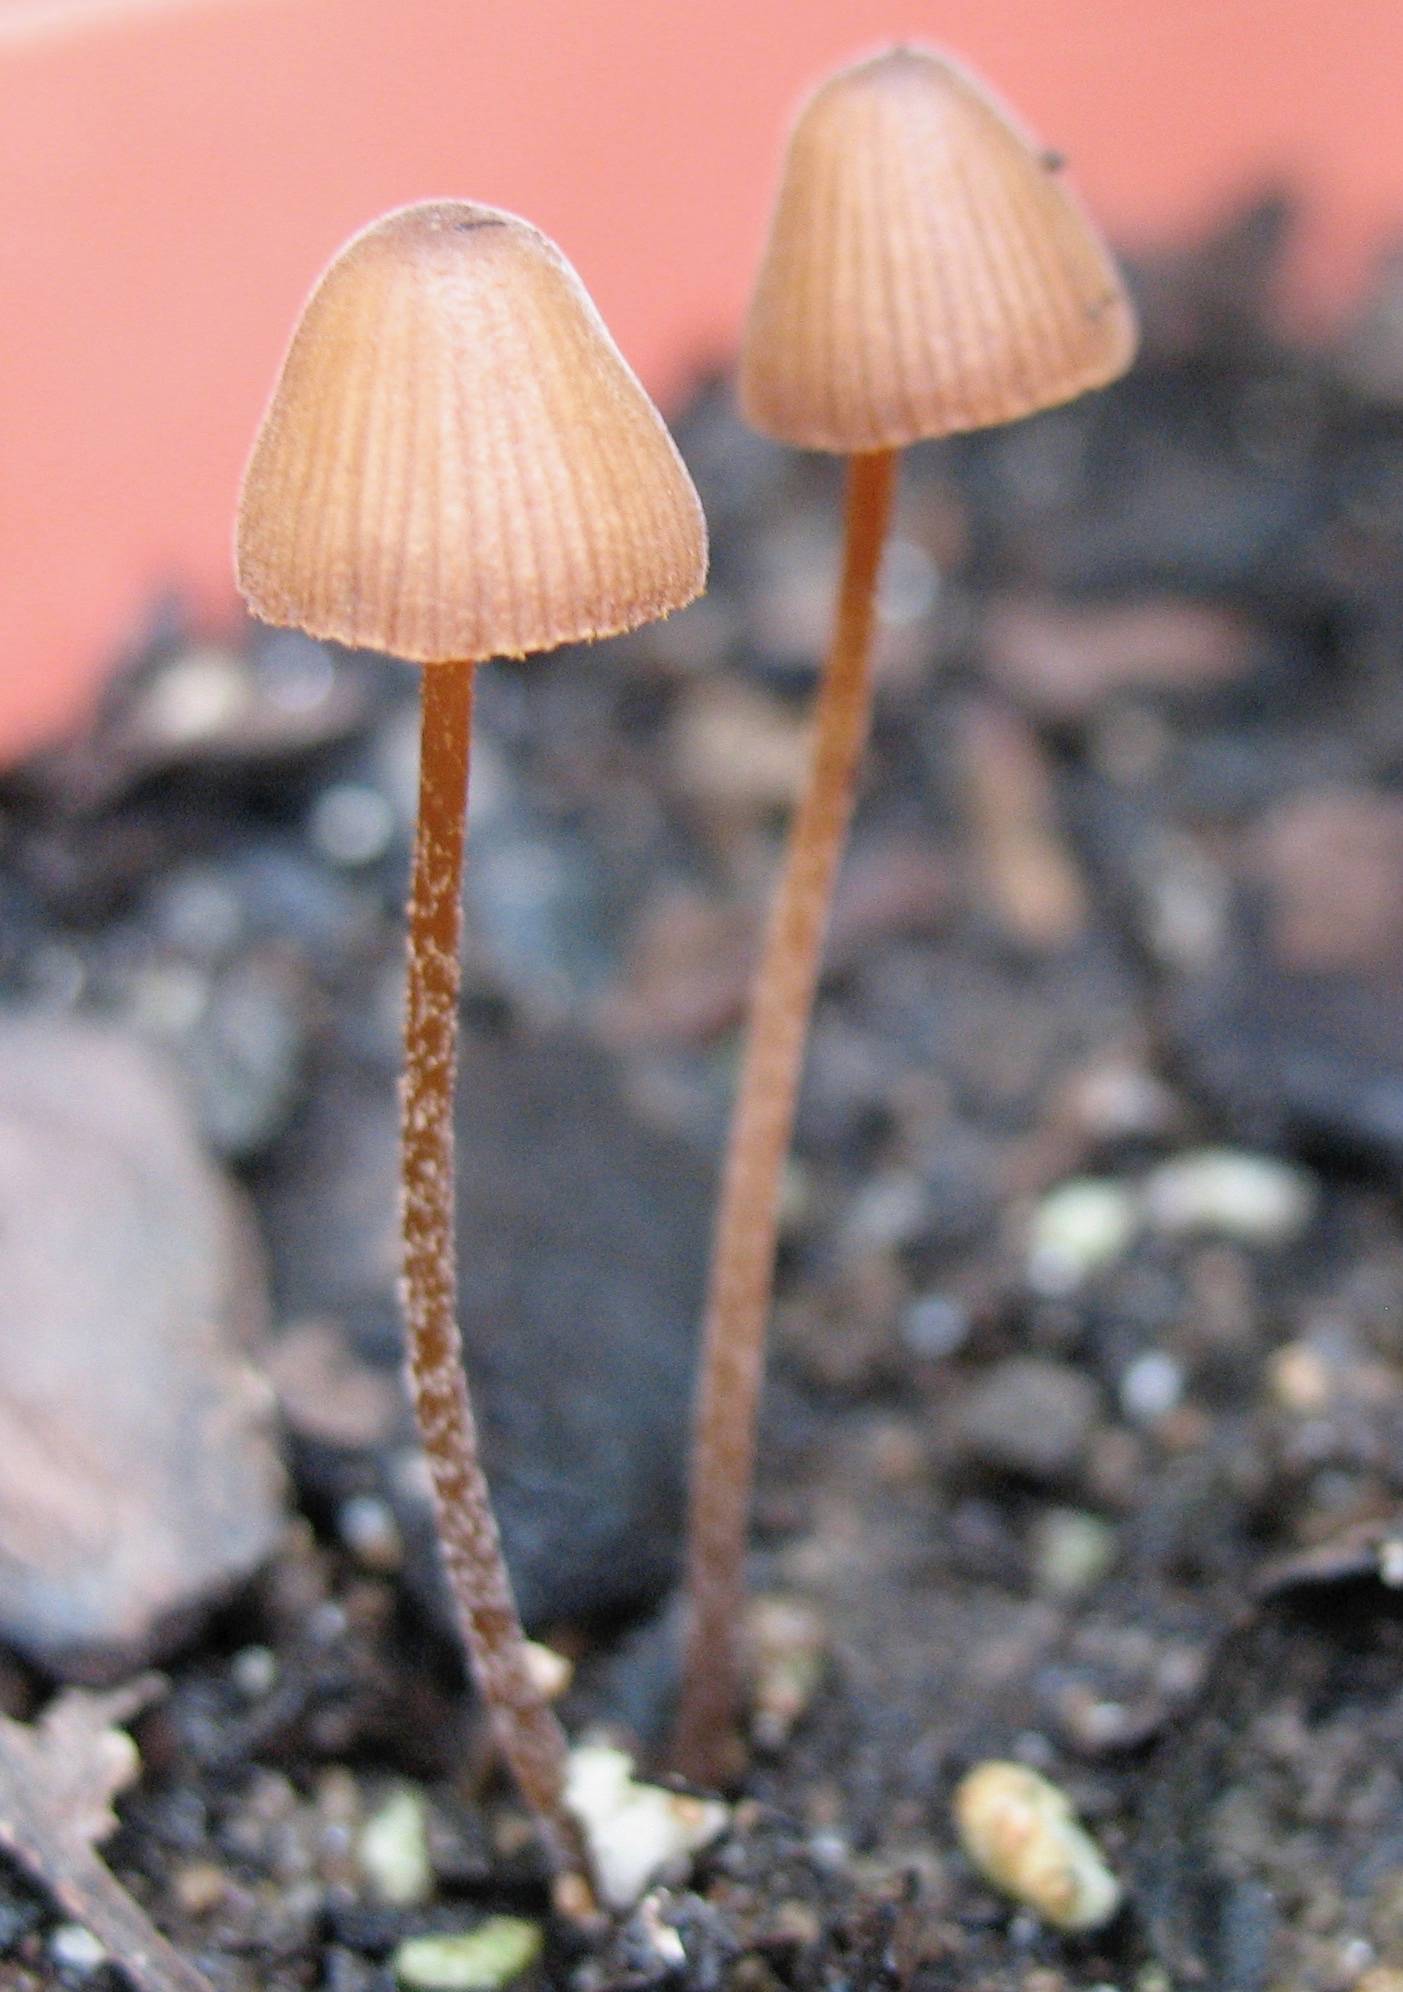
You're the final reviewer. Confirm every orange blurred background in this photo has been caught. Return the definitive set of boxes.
[2,0,1401,758]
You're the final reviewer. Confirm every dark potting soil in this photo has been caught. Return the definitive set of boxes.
[2,195,1403,1989]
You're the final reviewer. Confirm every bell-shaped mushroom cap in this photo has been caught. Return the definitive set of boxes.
[741,45,1137,453]
[237,203,707,663]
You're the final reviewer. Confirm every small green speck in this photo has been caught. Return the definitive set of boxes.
[394,1919,543,1991]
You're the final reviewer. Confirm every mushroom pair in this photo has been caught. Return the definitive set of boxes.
[234,38,1135,1885]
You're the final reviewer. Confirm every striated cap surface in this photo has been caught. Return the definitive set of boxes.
[237,202,707,663]
[741,45,1137,452]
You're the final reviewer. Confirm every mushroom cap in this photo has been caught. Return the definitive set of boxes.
[740,45,1137,452]
[237,202,707,664]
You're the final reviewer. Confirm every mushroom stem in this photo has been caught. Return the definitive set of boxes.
[675,447,898,1782]
[402,660,579,1873]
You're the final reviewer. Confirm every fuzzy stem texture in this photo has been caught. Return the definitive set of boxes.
[675,449,899,1783]
[402,661,578,1871]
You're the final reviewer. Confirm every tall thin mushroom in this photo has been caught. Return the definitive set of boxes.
[236,202,706,1876]
[675,45,1136,1784]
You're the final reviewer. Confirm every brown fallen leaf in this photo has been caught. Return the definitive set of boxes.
[0,1679,216,1992]
[983,594,1257,722]
[602,838,951,1047]
[957,698,1089,950]
[1251,788,1403,973]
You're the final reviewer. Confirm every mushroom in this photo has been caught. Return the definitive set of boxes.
[237,202,706,1877]
[674,45,1136,1782]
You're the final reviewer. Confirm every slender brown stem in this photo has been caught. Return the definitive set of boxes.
[674,449,899,1783]
[402,660,579,1874]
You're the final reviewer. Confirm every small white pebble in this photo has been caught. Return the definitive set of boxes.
[807,1829,850,1870]
[1031,1508,1118,1599]
[140,648,246,745]
[231,1644,278,1698]
[1064,1058,1178,1144]
[523,1640,573,1702]
[634,1891,687,1969]
[309,1600,349,1645]
[393,1446,435,1502]
[1143,834,1230,970]
[359,1786,433,1908]
[746,1595,827,1750]
[1380,1539,1403,1589]
[309,782,396,868]
[1073,1700,1135,1751]
[49,1925,107,1974]
[1119,1352,1184,1424]
[1142,1148,1315,1245]
[843,1169,929,1252]
[565,1743,728,1912]
[339,1494,404,1571]
[954,1760,1122,1933]
[1027,1180,1138,1296]
[1267,1340,1334,1413]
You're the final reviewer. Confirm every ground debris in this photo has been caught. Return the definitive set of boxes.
[1137,1547,1403,1991]
[565,1743,729,1913]
[0,1680,215,1992]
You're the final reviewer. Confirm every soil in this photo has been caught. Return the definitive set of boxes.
[3,194,1403,1991]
